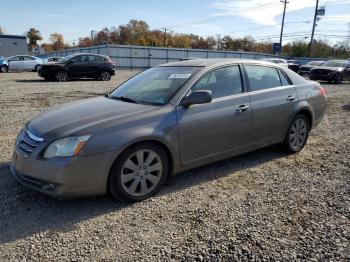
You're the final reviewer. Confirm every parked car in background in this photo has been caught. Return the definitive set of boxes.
[261,58,300,73]
[287,60,300,73]
[298,60,324,76]
[38,53,116,81]
[261,58,289,67]
[0,56,8,73]
[6,55,44,72]
[310,60,350,84]
[11,59,327,201]
[36,57,63,72]
[47,56,62,62]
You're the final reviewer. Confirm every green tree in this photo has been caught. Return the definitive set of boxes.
[26,28,43,45]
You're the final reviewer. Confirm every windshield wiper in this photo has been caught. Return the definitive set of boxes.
[108,95,140,104]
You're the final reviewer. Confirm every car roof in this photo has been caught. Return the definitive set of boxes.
[70,53,107,57]
[159,58,284,68]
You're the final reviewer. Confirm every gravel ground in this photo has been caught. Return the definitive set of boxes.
[0,71,349,261]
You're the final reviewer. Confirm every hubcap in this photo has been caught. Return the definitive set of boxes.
[289,118,307,150]
[56,72,67,81]
[101,72,110,81]
[121,149,163,197]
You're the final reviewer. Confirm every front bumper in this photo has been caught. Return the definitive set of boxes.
[10,147,117,199]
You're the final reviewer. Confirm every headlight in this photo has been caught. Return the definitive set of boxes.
[43,135,91,158]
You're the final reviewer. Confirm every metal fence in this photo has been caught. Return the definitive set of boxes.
[38,44,281,69]
[37,44,322,68]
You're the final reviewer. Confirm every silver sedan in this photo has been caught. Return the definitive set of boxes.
[10,59,327,201]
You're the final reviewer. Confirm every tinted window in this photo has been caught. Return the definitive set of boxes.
[70,56,81,63]
[80,55,89,62]
[245,65,281,91]
[278,70,290,86]
[192,66,242,99]
[89,55,105,62]
[23,56,35,61]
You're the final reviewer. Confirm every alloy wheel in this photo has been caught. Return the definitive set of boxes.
[101,71,111,81]
[56,71,68,82]
[289,118,308,150]
[120,149,163,197]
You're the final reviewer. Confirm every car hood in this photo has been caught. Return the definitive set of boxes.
[27,96,157,140]
[313,66,344,71]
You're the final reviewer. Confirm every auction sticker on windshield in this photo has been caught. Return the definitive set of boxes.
[168,73,192,79]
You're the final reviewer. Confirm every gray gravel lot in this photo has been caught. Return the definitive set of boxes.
[0,71,349,261]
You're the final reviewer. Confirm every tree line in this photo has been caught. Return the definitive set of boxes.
[1,20,349,58]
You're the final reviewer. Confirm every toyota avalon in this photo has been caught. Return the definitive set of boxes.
[11,59,327,201]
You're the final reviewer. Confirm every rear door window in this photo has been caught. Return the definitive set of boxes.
[245,65,282,91]
[89,55,105,62]
[192,65,243,99]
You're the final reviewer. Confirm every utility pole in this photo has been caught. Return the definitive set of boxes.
[161,28,168,47]
[279,0,289,54]
[309,0,320,56]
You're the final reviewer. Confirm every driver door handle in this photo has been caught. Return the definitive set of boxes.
[286,95,295,101]
[237,104,249,112]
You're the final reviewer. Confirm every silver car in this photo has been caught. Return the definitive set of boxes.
[10,59,327,201]
[7,55,43,72]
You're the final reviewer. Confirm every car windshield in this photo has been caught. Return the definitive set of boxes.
[322,60,348,67]
[58,54,77,63]
[110,66,199,106]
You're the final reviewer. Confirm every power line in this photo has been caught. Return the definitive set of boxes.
[166,1,280,28]
[225,20,312,35]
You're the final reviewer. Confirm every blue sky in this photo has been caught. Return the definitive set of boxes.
[1,0,350,45]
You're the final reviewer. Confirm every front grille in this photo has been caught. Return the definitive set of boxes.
[17,130,43,156]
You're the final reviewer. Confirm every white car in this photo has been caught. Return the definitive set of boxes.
[261,58,289,67]
[6,55,44,72]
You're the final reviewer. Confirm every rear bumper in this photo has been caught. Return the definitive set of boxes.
[10,147,118,199]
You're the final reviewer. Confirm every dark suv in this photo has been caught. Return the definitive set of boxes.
[38,53,116,82]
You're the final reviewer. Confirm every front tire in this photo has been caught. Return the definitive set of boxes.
[108,143,169,202]
[0,65,8,73]
[334,73,342,84]
[283,114,310,153]
[54,70,68,82]
[100,71,111,81]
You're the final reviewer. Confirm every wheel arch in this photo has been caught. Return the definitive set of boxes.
[106,139,175,191]
[295,108,313,128]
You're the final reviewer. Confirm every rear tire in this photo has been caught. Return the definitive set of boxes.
[108,142,169,202]
[100,71,111,81]
[35,65,41,72]
[54,70,68,82]
[283,114,310,153]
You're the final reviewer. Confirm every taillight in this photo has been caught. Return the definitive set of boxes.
[108,59,116,66]
[319,86,326,96]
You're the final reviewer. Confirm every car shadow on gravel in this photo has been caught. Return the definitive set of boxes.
[0,146,287,244]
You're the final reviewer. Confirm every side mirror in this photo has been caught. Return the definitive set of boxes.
[179,90,212,108]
